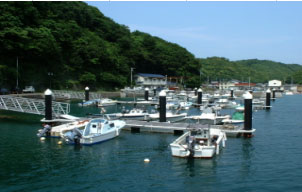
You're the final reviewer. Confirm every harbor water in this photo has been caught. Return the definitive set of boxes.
[1,95,302,191]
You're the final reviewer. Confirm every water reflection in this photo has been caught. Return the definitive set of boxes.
[240,138,254,178]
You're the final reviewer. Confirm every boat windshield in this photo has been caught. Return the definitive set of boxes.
[83,119,106,136]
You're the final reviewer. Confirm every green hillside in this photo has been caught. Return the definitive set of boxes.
[199,57,302,84]
[0,2,301,91]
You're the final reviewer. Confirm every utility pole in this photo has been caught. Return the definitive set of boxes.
[130,67,135,88]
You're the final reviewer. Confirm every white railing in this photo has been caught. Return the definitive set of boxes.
[52,90,102,100]
[0,95,70,117]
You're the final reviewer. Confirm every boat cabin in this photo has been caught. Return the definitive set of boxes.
[83,119,114,136]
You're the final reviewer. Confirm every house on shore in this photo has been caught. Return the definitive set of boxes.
[135,73,167,88]
[268,80,282,90]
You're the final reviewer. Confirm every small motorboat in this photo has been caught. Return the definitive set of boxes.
[107,108,149,120]
[170,127,227,158]
[62,118,125,145]
[284,91,294,95]
[216,98,229,108]
[97,98,117,107]
[186,107,230,125]
[235,105,244,112]
[78,99,101,107]
[222,111,244,125]
[148,111,187,122]
[179,101,193,110]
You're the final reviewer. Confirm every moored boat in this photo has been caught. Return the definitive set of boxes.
[62,118,125,145]
[170,127,227,158]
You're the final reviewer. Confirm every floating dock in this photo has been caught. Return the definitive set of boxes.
[124,120,255,137]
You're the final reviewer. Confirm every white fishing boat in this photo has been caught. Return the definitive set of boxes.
[179,101,193,110]
[148,111,187,122]
[235,105,244,112]
[62,118,125,145]
[170,127,227,158]
[213,93,220,99]
[216,98,229,108]
[186,107,230,125]
[97,98,117,107]
[252,99,264,106]
[166,100,180,110]
[285,91,294,95]
[108,108,149,120]
[221,112,244,125]
[78,99,101,107]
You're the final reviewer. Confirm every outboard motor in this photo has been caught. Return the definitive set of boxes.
[64,128,82,145]
[186,135,196,158]
[37,124,52,137]
[73,128,82,145]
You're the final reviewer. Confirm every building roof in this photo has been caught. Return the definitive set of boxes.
[136,73,165,78]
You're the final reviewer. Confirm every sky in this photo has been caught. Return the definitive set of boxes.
[87,2,302,65]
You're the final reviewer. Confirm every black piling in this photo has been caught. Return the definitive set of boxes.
[266,89,271,110]
[230,88,234,99]
[85,87,89,101]
[144,88,149,101]
[159,91,166,122]
[272,89,276,101]
[153,87,156,97]
[197,88,202,105]
[244,92,253,137]
[45,89,52,121]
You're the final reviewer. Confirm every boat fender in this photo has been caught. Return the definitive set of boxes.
[144,158,150,163]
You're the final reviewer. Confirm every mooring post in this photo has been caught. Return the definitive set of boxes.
[230,88,234,99]
[197,88,202,105]
[243,91,253,137]
[45,89,52,121]
[272,88,276,101]
[194,88,198,96]
[159,90,166,122]
[266,89,271,110]
[85,86,89,101]
[153,87,156,97]
[144,88,149,101]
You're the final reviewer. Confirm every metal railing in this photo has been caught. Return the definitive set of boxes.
[52,90,102,100]
[0,95,70,117]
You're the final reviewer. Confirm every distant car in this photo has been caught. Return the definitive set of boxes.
[0,88,9,95]
[23,86,35,93]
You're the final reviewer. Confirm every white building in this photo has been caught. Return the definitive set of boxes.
[135,73,167,88]
[268,80,282,89]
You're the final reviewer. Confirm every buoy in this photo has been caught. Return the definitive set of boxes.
[144,158,150,163]
[58,141,62,145]
[40,137,45,141]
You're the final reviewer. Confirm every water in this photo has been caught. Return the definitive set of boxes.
[1,95,302,191]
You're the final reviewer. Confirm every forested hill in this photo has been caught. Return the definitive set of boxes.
[199,58,302,84]
[0,2,301,91]
[0,2,197,90]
